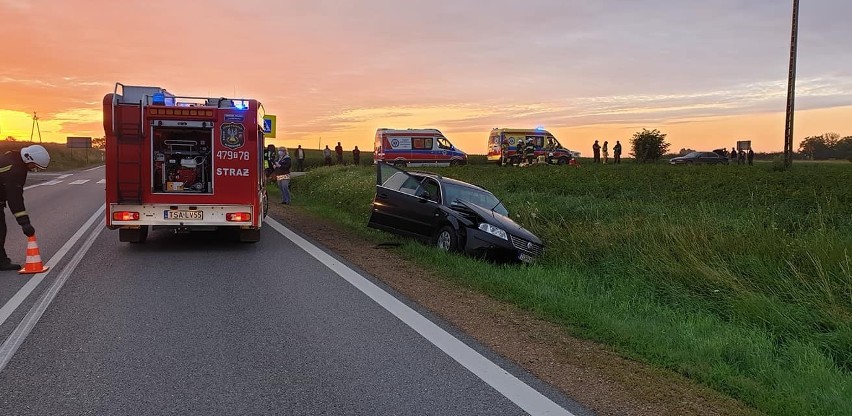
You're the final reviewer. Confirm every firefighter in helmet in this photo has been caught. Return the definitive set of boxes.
[524,137,536,165]
[0,144,50,271]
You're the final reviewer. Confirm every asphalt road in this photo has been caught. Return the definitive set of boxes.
[0,166,591,415]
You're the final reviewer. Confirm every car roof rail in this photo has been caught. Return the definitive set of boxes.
[408,170,442,180]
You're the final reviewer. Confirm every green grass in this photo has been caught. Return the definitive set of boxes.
[277,161,852,416]
[0,141,104,171]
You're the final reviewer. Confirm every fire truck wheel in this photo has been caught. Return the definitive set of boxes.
[239,228,261,243]
[119,226,148,243]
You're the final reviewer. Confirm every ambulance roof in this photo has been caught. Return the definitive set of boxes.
[492,128,554,135]
[378,128,443,135]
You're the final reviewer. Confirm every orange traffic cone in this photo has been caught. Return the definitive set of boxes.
[19,235,49,274]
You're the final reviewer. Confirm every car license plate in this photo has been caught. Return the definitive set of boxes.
[518,253,535,263]
[164,210,203,220]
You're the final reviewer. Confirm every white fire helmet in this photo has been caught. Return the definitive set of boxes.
[21,145,50,170]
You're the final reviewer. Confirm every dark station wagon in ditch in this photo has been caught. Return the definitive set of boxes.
[367,163,544,263]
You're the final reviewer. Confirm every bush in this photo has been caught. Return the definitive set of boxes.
[630,129,670,163]
[771,155,788,171]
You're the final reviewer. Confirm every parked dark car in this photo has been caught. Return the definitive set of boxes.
[669,151,730,165]
[367,163,544,263]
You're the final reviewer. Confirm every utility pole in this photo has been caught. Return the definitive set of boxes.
[30,112,42,143]
[783,0,800,168]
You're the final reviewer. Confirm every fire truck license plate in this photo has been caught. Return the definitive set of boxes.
[165,210,203,220]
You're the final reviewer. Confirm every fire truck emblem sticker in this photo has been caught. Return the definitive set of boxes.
[220,123,245,149]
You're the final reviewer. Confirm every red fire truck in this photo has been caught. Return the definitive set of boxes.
[102,83,269,243]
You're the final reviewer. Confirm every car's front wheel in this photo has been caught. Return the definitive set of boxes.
[435,225,459,252]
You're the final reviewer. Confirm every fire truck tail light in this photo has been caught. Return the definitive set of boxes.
[113,211,140,221]
[226,212,251,222]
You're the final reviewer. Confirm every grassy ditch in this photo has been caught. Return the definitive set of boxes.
[275,161,851,416]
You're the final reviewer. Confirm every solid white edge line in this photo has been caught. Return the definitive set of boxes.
[83,165,104,172]
[0,205,105,327]
[264,217,574,416]
[0,219,105,372]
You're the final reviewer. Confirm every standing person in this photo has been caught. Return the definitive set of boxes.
[335,142,343,165]
[515,138,525,166]
[592,140,601,163]
[500,141,509,166]
[0,145,49,270]
[295,145,305,172]
[352,145,361,166]
[272,147,291,204]
[602,141,609,164]
[323,145,332,166]
[263,144,276,182]
[613,140,622,164]
[524,137,536,165]
[730,147,738,164]
[747,148,755,166]
[738,148,745,165]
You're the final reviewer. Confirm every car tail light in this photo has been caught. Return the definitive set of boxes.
[226,212,251,222]
[113,211,140,221]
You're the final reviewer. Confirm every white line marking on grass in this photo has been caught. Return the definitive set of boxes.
[264,217,574,416]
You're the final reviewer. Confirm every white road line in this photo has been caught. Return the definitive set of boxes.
[84,165,104,172]
[264,217,574,416]
[69,179,90,185]
[0,219,106,372]
[97,179,106,184]
[0,205,105,329]
[57,174,72,179]
[23,181,56,190]
[0,220,105,373]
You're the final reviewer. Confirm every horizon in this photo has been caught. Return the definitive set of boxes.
[2,1,851,154]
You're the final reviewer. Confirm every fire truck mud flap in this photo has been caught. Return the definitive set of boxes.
[119,226,148,243]
[239,228,260,243]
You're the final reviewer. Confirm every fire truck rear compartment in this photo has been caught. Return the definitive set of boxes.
[152,126,213,194]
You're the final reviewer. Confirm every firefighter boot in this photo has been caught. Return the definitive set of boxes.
[0,259,21,271]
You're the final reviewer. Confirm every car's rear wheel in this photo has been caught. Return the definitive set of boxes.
[394,160,407,168]
[557,157,568,165]
[435,225,459,252]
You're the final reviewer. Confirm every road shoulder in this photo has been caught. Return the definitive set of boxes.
[268,204,758,416]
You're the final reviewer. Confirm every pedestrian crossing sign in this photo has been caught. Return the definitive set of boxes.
[263,115,277,138]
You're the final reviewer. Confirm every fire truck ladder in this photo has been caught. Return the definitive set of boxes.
[114,101,145,204]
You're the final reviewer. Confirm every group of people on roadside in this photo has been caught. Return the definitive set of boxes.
[592,140,622,164]
[717,147,755,165]
[322,142,361,166]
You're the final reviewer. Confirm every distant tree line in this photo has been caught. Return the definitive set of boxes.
[798,133,852,160]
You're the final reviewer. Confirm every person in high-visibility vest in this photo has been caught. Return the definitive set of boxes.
[0,145,50,271]
[263,144,276,182]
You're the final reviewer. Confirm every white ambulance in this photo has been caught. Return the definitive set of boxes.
[373,128,467,167]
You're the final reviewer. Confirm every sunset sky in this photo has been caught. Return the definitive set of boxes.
[1,0,851,155]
